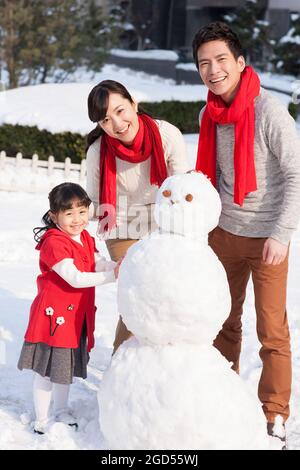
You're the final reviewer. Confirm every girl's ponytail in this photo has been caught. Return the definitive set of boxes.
[33,182,91,242]
[33,211,56,242]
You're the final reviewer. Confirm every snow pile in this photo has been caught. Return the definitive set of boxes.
[99,173,270,450]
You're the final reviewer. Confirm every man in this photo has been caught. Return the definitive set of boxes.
[192,21,300,447]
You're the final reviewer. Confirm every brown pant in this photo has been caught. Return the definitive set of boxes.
[209,226,291,423]
[105,238,137,354]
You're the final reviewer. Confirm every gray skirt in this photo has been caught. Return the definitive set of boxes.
[17,324,89,385]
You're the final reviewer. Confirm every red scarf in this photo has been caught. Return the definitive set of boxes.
[98,113,168,233]
[196,66,260,206]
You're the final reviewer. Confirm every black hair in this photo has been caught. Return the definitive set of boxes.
[33,182,91,242]
[192,21,244,70]
[86,80,134,150]
[86,79,152,151]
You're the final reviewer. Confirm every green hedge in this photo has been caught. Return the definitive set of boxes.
[140,100,206,134]
[288,102,299,120]
[0,124,85,164]
[0,99,297,163]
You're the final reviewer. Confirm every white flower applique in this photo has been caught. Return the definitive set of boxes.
[45,307,65,336]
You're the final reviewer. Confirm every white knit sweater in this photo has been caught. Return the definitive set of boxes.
[86,120,189,239]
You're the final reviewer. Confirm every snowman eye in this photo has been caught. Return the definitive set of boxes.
[185,194,193,202]
[162,190,172,198]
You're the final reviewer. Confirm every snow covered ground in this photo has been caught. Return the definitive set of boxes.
[1,145,300,450]
[0,64,297,135]
[0,65,300,450]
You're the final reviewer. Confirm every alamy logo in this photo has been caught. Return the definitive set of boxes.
[292,80,300,105]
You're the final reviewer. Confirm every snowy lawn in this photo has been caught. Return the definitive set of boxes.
[0,65,299,449]
[0,135,300,449]
[0,64,296,135]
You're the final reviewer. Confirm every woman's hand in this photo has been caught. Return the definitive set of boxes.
[114,256,125,279]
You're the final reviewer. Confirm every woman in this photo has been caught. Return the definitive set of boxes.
[86,80,188,352]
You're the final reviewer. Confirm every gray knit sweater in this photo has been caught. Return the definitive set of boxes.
[200,88,300,245]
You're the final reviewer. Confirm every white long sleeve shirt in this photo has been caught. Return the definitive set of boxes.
[86,119,189,238]
[52,233,116,288]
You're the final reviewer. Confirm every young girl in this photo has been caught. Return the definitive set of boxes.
[18,182,119,434]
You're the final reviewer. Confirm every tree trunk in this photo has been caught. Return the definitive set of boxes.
[5,2,18,88]
[137,35,143,50]
[41,65,49,84]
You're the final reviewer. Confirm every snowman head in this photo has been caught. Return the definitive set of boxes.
[154,172,221,239]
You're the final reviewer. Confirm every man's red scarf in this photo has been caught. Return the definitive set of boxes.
[98,113,167,233]
[196,66,260,206]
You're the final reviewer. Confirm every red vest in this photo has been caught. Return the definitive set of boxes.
[24,228,98,351]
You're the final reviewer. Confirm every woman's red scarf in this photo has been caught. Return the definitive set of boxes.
[98,113,167,233]
[196,66,260,206]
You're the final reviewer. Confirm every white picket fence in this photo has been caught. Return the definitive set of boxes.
[0,151,86,178]
[0,150,87,193]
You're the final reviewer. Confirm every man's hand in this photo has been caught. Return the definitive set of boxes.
[262,237,288,265]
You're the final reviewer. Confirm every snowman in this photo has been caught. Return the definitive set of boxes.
[98,172,271,450]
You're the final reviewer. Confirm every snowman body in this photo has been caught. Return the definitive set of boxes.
[99,173,269,450]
